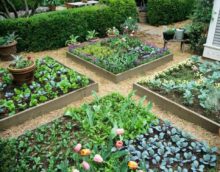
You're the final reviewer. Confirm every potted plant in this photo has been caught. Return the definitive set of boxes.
[121,17,138,35]
[183,24,191,40]
[138,0,147,23]
[65,35,80,51]
[0,32,19,61]
[8,55,36,85]
[163,27,175,41]
[106,27,120,38]
[86,30,99,42]
[45,0,59,11]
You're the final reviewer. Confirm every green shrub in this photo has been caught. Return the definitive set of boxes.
[189,0,213,54]
[147,0,195,25]
[0,0,137,52]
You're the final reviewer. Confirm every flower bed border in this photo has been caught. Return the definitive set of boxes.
[133,83,220,134]
[66,52,173,83]
[0,61,98,130]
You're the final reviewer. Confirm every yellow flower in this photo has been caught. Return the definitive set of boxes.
[128,161,138,170]
[80,149,91,156]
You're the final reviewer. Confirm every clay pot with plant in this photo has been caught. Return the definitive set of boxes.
[86,30,99,42]
[46,0,59,11]
[0,32,19,61]
[65,35,80,51]
[8,55,36,85]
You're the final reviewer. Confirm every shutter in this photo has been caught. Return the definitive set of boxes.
[213,10,220,46]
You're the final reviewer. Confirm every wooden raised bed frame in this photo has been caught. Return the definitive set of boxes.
[0,61,98,130]
[133,83,220,134]
[66,52,173,83]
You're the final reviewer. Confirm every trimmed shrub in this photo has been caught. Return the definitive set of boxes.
[0,0,137,52]
[147,0,195,25]
[189,0,213,55]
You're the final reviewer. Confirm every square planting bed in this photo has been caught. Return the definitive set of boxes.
[66,36,173,83]
[0,93,218,171]
[0,57,98,130]
[134,56,220,134]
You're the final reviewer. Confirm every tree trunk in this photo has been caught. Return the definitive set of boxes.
[0,0,11,18]
[6,0,18,18]
[23,0,29,16]
[0,11,9,19]
[30,0,39,16]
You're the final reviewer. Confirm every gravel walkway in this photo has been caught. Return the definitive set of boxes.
[0,21,220,151]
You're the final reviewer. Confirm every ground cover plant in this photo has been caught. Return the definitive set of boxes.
[70,35,170,74]
[0,93,218,171]
[139,56,220,123]
[0,57,90,118]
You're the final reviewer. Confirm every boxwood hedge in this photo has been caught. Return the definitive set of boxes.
[0,0,137,52]
[147,0,195,25]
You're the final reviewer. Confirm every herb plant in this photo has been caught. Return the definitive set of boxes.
[9,55,33,69]
[65,35,80,45]
[0,32,19,46]
[86,30,98,41]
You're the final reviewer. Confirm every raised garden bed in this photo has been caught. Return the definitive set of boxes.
[0,93,218,171]
[0,57,98,130]
[67,36,173,83]
[134,56,220,134]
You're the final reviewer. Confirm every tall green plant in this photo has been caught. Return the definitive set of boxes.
[189,0,214,54]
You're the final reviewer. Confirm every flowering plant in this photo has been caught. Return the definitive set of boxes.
[106,27,120,36]
[121,17,138,34]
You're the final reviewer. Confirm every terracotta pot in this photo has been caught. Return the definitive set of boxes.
[68,43,81,51]
[8,61,36,85]
[49,5,56,11]
[0,41,17,61]
[139,11,146,23]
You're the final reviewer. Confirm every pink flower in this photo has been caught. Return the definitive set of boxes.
[93,154,103,163]
[73,143,82,153]
[116,128,124,135]
[82,161,90,170]
[115,140,123,149]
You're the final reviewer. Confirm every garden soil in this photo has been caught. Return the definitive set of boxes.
[1,20,220,151]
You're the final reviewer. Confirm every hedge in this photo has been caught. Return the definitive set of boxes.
[0,0,137,52]
[147,0,195,25]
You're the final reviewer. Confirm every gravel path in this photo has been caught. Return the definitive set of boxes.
[0,21,220,150]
